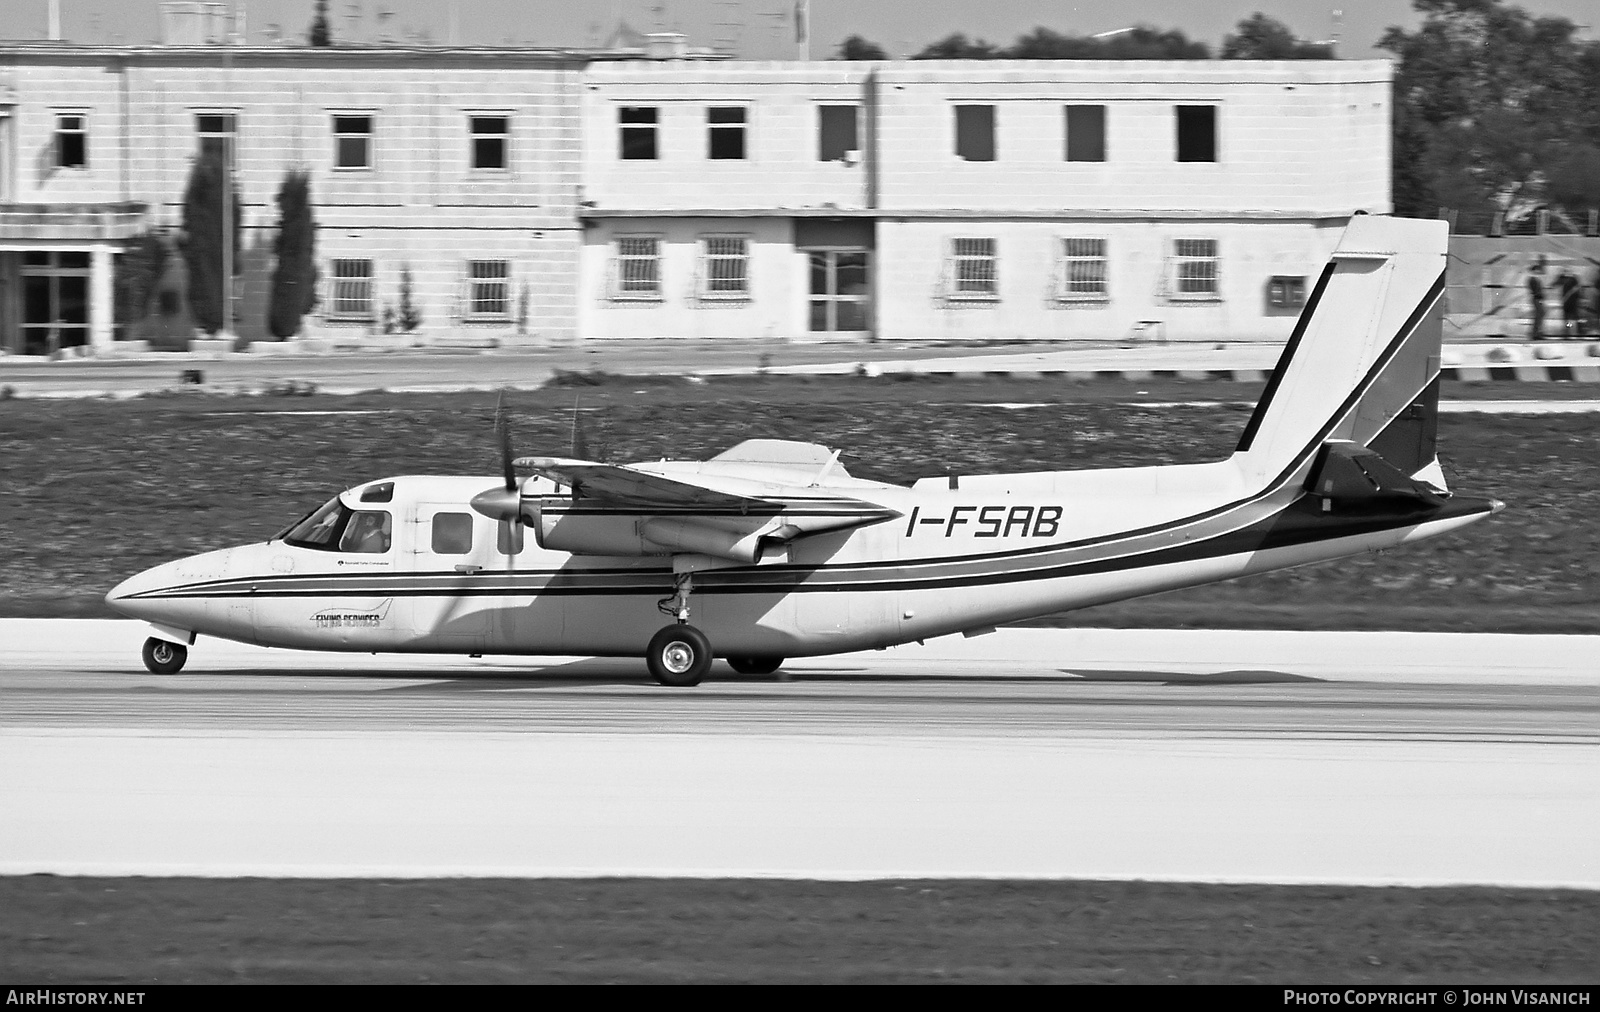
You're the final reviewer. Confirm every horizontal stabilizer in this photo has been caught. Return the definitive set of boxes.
[1304,441,1449,509]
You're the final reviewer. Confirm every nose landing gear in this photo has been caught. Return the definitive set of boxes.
[142,637,188,675]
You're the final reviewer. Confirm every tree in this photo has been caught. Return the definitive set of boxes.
[1221,13,1334,59]
[267,170,318,339]
[308,0,331,47]
[180,151,242,336]
[833,35,887,60]
[913,33,1000,60]
[1379,0,1600,223]
[397,264,422,333]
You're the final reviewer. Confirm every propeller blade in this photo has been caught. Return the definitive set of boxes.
[495,391,516,492]
[570,395,589,460]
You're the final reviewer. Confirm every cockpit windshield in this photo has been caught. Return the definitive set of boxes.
[280,497,392,553]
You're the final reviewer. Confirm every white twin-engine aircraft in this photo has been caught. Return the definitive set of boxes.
[108,217,1501,685]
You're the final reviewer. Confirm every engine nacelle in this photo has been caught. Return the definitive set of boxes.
[532,500,783,563]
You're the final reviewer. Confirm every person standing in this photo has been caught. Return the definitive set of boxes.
[1527,260,1546,340]
[1558,267,1581,339]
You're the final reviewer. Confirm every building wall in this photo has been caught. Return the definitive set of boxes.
[875,218,1345,342]
[0,48,585,345]
[583,60,1391,218]
[581,217,802,341]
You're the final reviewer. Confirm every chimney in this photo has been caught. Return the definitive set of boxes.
[645,32,689,59]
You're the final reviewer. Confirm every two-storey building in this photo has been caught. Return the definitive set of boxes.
[580,59,1391,342]
[0,32,1391,355]
[0,39,589,355]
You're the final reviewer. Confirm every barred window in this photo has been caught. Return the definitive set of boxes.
[700,236,749,299]
[467,260,511,319]
[1172,239,1220,299]
[1059,237,1108,300]
[614,236,661,299]
[950,238,998,298]
[332,114,373,170]
[329,259,374,319]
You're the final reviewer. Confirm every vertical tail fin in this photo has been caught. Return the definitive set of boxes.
[1232,216,1449,492]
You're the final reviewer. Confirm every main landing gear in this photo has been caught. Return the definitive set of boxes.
[650,572,711,687]
[142,637,187,675]
[647,571,785,686]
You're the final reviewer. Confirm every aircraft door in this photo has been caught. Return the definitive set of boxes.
[404,502,500,649]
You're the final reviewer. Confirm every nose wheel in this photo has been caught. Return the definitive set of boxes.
[646,624,712,687]
[142,637,188,675]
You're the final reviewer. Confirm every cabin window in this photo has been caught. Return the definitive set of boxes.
[431,512,474,554]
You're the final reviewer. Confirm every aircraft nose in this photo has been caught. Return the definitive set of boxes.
[105,560,182,619]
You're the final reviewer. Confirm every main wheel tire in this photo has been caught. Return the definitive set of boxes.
[727,655,784,676]
[646,624,712,687]
[142,637,187,675]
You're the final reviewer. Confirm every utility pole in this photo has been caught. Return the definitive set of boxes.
[223,14,234,340]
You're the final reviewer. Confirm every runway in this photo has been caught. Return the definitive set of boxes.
[2,621,1596,886]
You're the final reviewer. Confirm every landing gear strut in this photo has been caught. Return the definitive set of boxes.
[649,572,711,686]
[142,637,187,675]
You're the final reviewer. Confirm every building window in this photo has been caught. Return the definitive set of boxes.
[332,114,373,170]
[707,106,747,160]
[329,258,375,319]
[195,112,237,167]
[614,236,662,299]
[54,113,87,169]
[949,238,998,299]
[954,105,995,162]
[1176,105,1217,162]
[1058,238,1108,301]
[1064,105,1105,162]
[817,105,859,162]
[467,260,511,319]
[470,115,509,170]
[699,236,749,299]
[1268,275,1308,310]
[620,106,658,160]
[1171,239,1220,300]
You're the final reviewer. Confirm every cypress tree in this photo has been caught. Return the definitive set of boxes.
[397,264,422,333]
[308,0,331,47]
[180,151,241,336]
[267,170,318,339]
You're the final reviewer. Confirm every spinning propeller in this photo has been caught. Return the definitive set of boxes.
[467,393,595,538]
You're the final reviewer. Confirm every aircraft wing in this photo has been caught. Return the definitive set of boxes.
[515,456,768,508]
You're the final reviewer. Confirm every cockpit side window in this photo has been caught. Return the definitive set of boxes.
[283,500,393,553]
[339,510,392,554]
